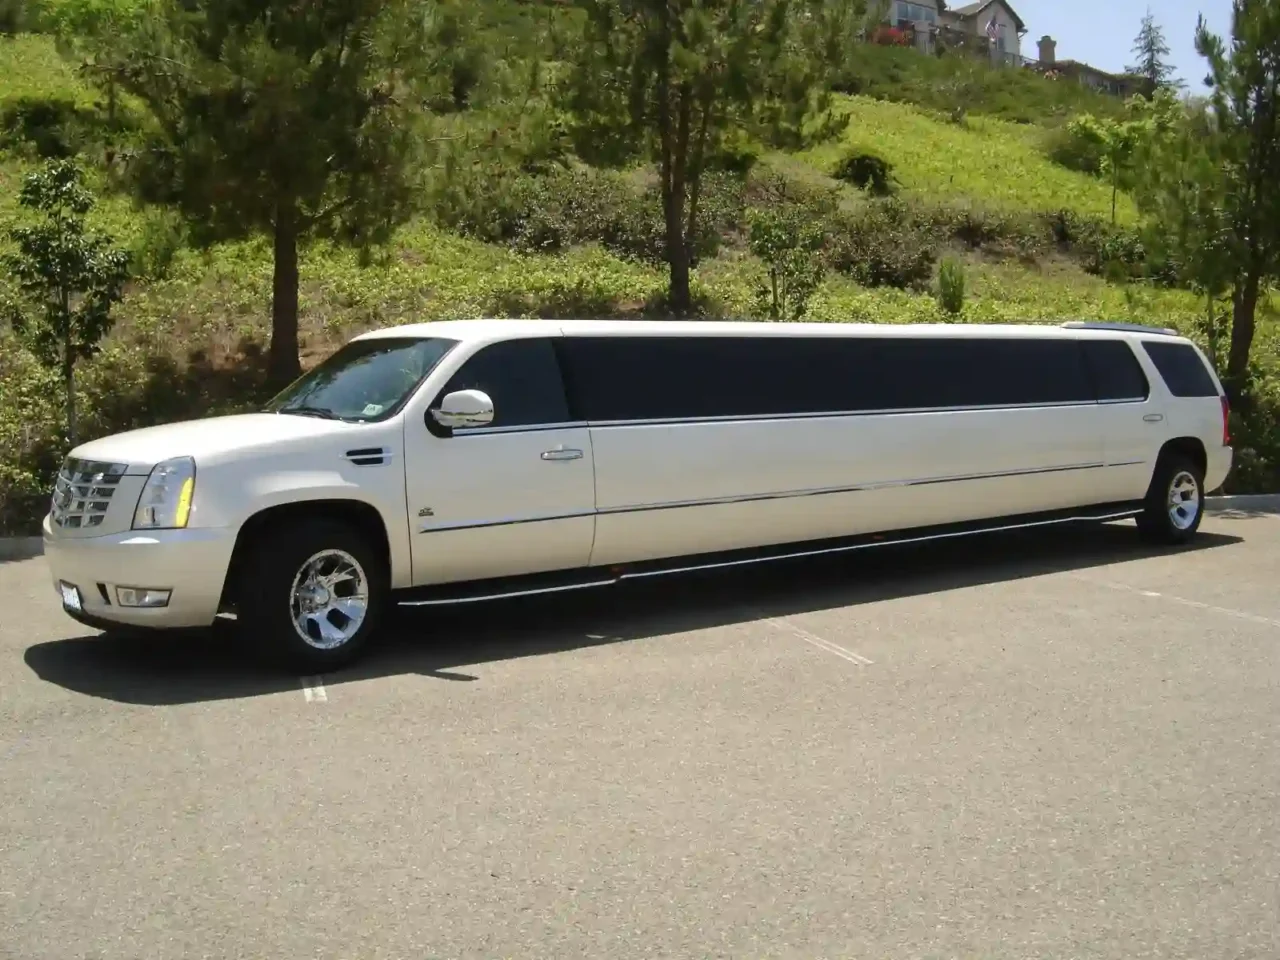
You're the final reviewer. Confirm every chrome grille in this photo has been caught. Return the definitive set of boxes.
[51,458,128,530]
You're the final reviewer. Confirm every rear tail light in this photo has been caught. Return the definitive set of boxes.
[1221,395,1231,445]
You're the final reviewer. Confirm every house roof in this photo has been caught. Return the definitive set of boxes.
[1053,60,1144,84]
[948,0,1026,33]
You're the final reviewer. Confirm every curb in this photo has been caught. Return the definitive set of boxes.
[0,536,44,562]
[1204,494,1280,515]
[2,495,1276,562]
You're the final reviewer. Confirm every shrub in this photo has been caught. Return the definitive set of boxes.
[1044,209,1157,280]
[831,149,896,196]
[428,164,744,267]
[825,199,939,291]
[937,256,966,315]
[1041,122,1105,175]
[923,204,1051,262]
[0,96,92,158]
[746,207,826,320]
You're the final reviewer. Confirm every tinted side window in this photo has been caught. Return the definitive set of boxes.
[558,335,1093,421]
[558,337,767,421]
[1081,340,1150,401]
[1141,341,1218,397]
[437,338,570,428]
[852,337,1093,409]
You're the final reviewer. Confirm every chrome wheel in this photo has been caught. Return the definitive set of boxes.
[1167,470,1201,531]
[289,549,369,650]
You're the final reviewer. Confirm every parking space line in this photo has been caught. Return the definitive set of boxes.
[757,613,873,665]
[1072,575,1280,629]
[300,677,328,702]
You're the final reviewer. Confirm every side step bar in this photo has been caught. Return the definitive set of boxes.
[395,502,1145,608]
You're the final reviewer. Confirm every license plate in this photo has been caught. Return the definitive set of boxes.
[59,582,83,612]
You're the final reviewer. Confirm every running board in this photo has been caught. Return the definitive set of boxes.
[395,502,1144,608]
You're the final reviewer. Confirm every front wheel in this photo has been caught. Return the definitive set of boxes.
[236,519,387,671]
[1136,454,1205,545]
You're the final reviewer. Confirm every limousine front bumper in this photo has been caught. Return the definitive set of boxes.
[43,514,235,631]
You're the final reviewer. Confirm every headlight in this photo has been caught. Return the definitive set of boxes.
[132,457,196,530]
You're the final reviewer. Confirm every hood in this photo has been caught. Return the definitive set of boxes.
[69,413,366,474]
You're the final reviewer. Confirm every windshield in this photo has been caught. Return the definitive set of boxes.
[265,336,458,422]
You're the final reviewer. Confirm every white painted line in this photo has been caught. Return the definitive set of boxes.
[1074,576,1280,628]
[760,614,873,665]
[300,677,328,702]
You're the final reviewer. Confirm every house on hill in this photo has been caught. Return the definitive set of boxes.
[1034,36,1145,98]
[887,0,1027,63]
[880,1,1146,97]
[940,1,1026,62]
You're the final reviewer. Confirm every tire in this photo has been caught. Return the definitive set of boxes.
[236,518,388,672]
[1136,452,1205,545]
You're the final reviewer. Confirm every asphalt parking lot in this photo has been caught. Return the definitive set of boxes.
[2,509,1278,960]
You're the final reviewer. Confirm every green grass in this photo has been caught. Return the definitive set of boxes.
[802,95,1138,223]
[832,44,1130,126]
[0,31,94,107]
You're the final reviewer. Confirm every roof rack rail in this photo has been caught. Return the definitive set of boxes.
[1061,321,1180,336]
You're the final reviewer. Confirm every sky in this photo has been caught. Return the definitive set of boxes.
[1008,0,1233,87]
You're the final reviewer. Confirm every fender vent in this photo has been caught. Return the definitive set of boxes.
[345,447,391,467]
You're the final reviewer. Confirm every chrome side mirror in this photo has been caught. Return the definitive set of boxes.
[431,389,494,430]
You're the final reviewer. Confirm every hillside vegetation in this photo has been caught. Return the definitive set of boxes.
[1,16,1277,532]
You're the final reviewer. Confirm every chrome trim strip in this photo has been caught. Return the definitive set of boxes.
[417,461,1146,533]
[439,401,1132,438]
[586,401,1099,430]
[399,508,1144,607]
[420,508,596,534]
[453,421,588,437]
[598,462,1111,516]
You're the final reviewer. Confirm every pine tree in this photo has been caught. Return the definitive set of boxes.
[103,0,470,385]
[1190,3,1280,393]
[1129,8,1176,99]
[561,0,861,315]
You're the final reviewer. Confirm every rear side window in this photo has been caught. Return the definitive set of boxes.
[1141,340,1219,397]
[1081,340,1149,401]
[435,338,570,428]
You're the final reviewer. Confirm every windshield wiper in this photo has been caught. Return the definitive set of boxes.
[275,404,342,420]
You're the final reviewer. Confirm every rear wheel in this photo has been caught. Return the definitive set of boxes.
[236,519,387,671]
[1136,453,1204,545]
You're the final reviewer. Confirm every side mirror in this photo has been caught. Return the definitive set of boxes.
[431,389,494,430]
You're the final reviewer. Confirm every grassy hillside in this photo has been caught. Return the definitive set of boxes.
[802,95,1138,223]
[1,31,1277,532]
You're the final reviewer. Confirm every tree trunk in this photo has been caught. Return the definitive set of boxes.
[62,293,76,447]
[269,198,302,386]
[64,359,77,448]
[1110,176,1117,226]
[1226,270,1260,398]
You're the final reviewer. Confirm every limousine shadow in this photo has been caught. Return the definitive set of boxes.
[25,522,1243,707]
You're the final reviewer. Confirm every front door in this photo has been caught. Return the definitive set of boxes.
[404,337,596,586]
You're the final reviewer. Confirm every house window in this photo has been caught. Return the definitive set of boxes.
[893,1,936,26]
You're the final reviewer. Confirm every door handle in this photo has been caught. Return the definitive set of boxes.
[1143,413,1165,423]
[541,448,584,461]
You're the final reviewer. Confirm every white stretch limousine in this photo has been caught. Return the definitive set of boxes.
[44,319,1233,669]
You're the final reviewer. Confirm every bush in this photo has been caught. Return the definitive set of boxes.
[746,206,825,320]
[1041,122,1105,175]
[825,199,940,291]
[937,256,966,315]
[924,204,1051,262]
[1044,209,1157,280]
[428,164,744,267]
[831,148,896,196]
[0,95,94,158]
